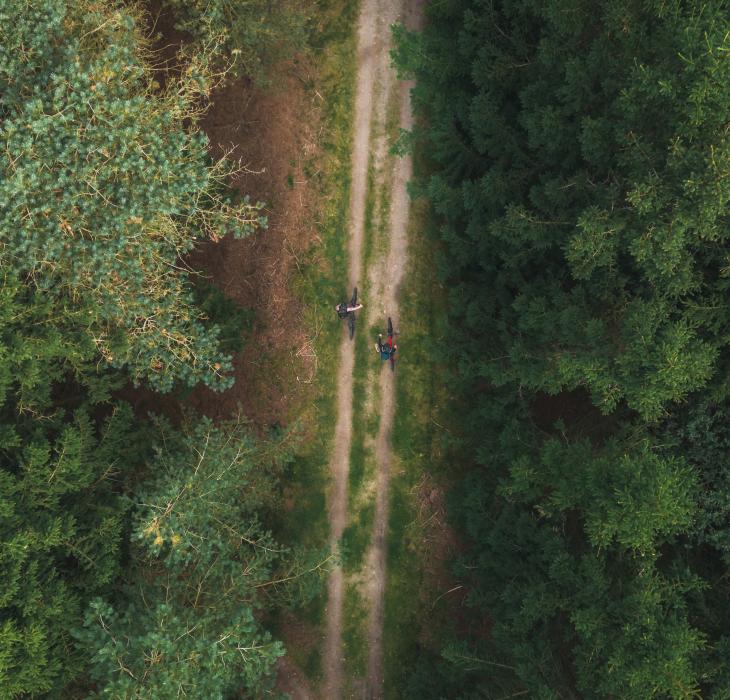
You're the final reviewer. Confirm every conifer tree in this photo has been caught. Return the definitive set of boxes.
[394,0,730,695]
[76,418,324,698]
[0,0,265,392]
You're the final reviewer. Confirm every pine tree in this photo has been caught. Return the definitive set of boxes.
[394,0,730,693]
[0,0,265,392]
[76,418,325,698]
[0,275,145,696]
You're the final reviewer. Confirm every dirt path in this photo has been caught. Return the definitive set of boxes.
[323,0,423,698]
[364,59,416,700]
[363,2,423,696]
[322,2,381,695]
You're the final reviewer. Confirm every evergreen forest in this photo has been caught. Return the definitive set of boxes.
[394,0,730,697]
[4,0,730,698]
[0,1,321,697]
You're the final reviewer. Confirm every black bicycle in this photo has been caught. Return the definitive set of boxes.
[336,287,359,340]
[386,316,396,372]
[348,287,358,339]
[376,316,397,372]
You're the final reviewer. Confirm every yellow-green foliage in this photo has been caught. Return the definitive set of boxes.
[161,0,312,81]
[0,0,264,392]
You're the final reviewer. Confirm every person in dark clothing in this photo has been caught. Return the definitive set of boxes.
[335,300,363,318]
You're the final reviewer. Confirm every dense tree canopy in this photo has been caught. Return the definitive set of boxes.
[75,418,319,699]
[1,0,264,393]
[0,1,313,697]
[395,0,730,696]
[0,261,148,697]
[396,0,730,421]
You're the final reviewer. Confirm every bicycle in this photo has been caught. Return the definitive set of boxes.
[376,317,397,372]
[386,316,396,372]
[336,287,360,340]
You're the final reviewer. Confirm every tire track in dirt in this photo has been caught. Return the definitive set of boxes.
[363,1,424,696]
[322,2,383,696]
[323,0,423,697]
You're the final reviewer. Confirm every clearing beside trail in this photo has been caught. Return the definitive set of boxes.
[139,2,360,696]
[323,0,424,697]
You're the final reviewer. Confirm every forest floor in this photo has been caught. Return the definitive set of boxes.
[321,0,424,698]
[143,1,430,696]
[142,1,360,696]
[128,2,331,429]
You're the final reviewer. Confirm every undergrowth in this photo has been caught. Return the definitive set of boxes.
[343,582,369,679]
[268,0,360,682]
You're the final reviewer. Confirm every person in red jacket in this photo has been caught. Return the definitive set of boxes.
[375,334,396,361]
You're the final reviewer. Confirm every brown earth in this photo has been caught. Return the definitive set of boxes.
[122,4,321,430]
[184,63,321,427]
[188,39,328,700]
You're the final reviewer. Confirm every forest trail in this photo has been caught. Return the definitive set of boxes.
[323,0,423,697]
[321,0,379,693]
[363,0,423,693]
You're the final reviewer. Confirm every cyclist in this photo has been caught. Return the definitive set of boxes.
[335,300,363,318]
[375,334,397,361]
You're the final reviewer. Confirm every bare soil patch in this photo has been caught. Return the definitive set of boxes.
[275,656,315,700]
[181,64,321,427]
[123,4,322,430]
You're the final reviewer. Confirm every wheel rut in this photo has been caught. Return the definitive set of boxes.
[323,1,423,698]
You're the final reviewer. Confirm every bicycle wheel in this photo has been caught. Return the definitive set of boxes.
[387,317,393,336]
[350,286,358,307]
[348,313,355,340]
